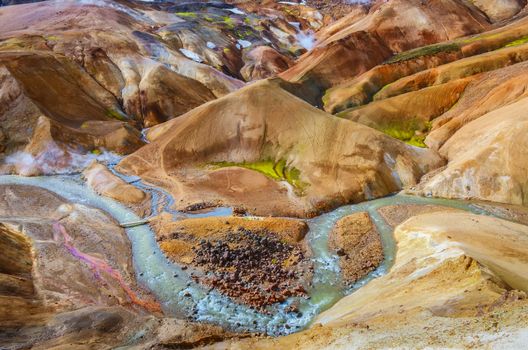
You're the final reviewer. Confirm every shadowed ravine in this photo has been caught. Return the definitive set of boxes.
[0,173,501,336]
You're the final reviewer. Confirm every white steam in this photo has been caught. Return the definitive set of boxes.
[5,142,121,176]
[296,31,316,50]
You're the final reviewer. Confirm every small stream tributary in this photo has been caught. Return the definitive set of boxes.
[0,174,496,336]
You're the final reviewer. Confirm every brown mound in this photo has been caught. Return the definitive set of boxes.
[82,161,150,216]
[328,212,383,286]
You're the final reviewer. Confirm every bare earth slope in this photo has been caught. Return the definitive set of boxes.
[117,79,443,217]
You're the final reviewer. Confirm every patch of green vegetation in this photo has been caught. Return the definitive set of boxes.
[456,32,504,45]
[504,36,528,48]
[379,120,432,148]
[385,42,460,64]
[211,159,308,194]
[234,28,248,39]
[371,81,393,101]
[321,91,331,108]
[106,109,127,121]
[221,16,235,29]
[175,12,198,18]
[44,35,60,41]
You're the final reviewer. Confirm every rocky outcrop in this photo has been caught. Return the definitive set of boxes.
[328,212,383,286]
[117,79,443,217]
[0,223,40,328]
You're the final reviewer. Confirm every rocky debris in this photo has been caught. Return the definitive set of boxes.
[184,201,223,212]
[192,229,310,310]
[153,215,312,310]
[183,201,246,216]
[328,212,383,286]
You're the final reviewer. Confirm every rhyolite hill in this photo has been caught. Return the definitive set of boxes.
[1,0,528,349]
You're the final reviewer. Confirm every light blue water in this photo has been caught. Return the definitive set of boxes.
[0,174,496,335]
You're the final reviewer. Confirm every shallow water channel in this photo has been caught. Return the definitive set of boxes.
[0,174,496,335]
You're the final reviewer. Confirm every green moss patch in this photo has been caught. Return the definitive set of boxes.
[379,120,432,148]
[385,42,460,64]
[211,159,308,194]
[175,12,198,18]
[106,109,127,121]
[504,36,528,48]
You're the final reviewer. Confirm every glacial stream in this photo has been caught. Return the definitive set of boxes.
[0,174,497,336]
